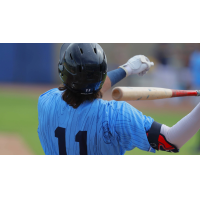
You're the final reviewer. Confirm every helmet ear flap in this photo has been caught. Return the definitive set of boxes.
[58,63,65,83]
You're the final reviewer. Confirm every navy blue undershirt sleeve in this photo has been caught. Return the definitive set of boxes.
[107,68,126,87]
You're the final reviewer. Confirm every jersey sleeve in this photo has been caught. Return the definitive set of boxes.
[111,101,156,153]
[37,88,63,154]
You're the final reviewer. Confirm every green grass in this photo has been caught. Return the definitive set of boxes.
[0,91,199,155]
[0,92,44,155]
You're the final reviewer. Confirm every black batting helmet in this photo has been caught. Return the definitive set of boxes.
[58,43,107,94]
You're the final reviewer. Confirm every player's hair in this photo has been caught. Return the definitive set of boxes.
[58,84,102,109]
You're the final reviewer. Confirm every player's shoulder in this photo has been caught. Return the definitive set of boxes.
[98,99,133,111]
[39,88,62,99]
[38,88,63,107]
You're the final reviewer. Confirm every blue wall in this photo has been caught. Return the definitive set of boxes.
[0,43,54,84]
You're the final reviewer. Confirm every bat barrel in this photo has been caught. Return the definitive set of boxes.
[112,87,173,101]
[112,88,123,100]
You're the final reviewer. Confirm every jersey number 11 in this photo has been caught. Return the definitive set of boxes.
[55,127,88,155]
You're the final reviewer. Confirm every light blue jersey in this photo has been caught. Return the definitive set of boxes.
[38,88,155,155]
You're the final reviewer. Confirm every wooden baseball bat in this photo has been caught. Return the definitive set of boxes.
[112,87,200,101]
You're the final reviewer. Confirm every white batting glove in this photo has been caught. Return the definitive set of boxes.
[119,55,154,77]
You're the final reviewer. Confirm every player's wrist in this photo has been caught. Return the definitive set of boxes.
[107,68,126,87]
[118,65,130,77]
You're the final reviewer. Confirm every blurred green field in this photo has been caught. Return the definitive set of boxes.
[0,91,199,155]
[0,92,44,155]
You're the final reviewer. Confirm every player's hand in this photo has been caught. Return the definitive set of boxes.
[119,55,154,77]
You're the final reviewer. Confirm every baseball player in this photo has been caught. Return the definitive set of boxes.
[38,43,200,155]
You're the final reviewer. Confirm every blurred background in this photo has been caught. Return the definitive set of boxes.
[0,43,200,155]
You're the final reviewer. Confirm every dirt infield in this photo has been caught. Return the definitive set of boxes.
[0,83,58,98]
[0,133,33,155]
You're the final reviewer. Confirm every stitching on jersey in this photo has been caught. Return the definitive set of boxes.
[102,121,113,144]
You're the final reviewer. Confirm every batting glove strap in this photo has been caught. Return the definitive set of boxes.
[147,121,179,153]
[118,65,129,77]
